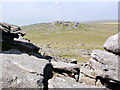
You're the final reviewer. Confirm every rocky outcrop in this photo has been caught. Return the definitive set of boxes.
[48,74,103,88]
[1,22,25,41]
[1,22,39,53]
[51,61,80,82]
[1,23,102,89]
[1,49,101,88]
[51,21,79,28]
[1,49,47,88]
[95,76,120,90]
[103,32,120,55]
[80,33,120,89]
[90,50,119,80]
[0,22,105,89]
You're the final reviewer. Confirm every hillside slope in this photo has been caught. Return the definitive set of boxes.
[21,21,118,63]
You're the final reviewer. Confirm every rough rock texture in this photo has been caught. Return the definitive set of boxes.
[1,22,40,53]
[1,49,47,88]
[51,61,80,82]
[103,32,120,54]
[0,22,105,89]
[80,33,120,89]
[48,74,104,88]
[52,61,79,72]
[0,22,25,41]
[0,49,101,88]
[90,49,119,80]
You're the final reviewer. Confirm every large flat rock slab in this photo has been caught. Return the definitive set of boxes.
[0,50,48,88]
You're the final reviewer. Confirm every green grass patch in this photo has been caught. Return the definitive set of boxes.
[21,22,118,63]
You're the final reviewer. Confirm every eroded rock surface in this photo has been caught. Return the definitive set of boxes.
[90,49,118,80]
[1,49,47,88]
[0,22,25,41]
[0,22,106,89]
[103,32,120,55]
[1,22,39,53]
[48,74,104,88]
[80,33,120,89]
[0,49,101,88]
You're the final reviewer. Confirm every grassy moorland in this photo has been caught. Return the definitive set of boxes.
[21,21,118,63]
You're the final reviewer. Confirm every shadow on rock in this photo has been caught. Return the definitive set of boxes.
[42,63,54,90]
[1,22,53,60]
[37,78,43,88]
[95,75,120,90]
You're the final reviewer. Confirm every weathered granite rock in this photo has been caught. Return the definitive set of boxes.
[0,49,80,88]
[51,61,80,81]
[95,75,120,90]
[1,22,40,53]
[52,61,79,71]
[0,22,25,41]
[103,32,120,54]
[80,45,120,87]
[90,49,118,80]
[1,22,114,89]
[81,33,120,85]
[1,49,48,88]
[91,49,118,69]
[48,74,104,88]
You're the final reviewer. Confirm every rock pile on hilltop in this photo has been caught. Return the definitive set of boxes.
[80,32,120,89]
[52,21,79,27]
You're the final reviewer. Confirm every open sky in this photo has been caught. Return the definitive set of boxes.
[0,1,118,26]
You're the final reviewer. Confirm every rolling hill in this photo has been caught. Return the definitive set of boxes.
[21,21,118,63]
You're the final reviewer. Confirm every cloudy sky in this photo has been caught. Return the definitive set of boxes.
[0,0,118,26]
